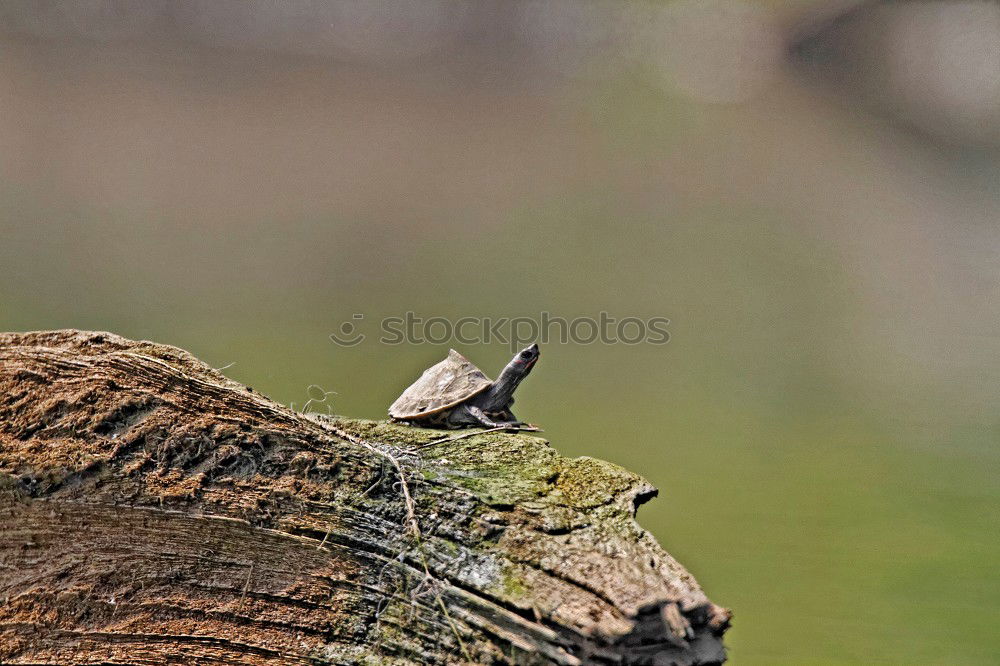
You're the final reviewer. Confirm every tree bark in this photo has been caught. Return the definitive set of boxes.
[0,330,731,665]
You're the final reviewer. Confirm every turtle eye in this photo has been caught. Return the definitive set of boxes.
[520,350,533,359]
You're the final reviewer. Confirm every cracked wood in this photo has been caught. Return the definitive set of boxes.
[0,330,731,665]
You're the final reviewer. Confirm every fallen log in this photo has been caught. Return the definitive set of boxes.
[0,330,731,665]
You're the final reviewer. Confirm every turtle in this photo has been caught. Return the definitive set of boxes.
[389,344,540,429]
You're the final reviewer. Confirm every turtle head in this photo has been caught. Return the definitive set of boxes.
[481,343,539,410]
[512,343,540,372]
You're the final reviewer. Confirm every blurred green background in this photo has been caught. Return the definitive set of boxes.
[1,1,998,663]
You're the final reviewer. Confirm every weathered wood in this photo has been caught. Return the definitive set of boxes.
[0,330,731,665]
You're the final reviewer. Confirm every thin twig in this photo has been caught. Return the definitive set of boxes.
[325,423,471,661]
[415,426,507,450]
[317,526,332,550]
[241,563,254,604]
[414,425,542,450]
[301,384,337,414]
[359,468,384,498]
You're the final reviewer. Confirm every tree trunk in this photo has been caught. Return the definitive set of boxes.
[0,330,730,665]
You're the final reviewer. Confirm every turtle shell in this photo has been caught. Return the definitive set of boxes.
[389,349,493,419]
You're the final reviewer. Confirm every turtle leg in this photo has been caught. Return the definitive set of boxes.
[465,406,539,431]
[438,404,486,428]
[498,410,536,429]
[463,405,503,428]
